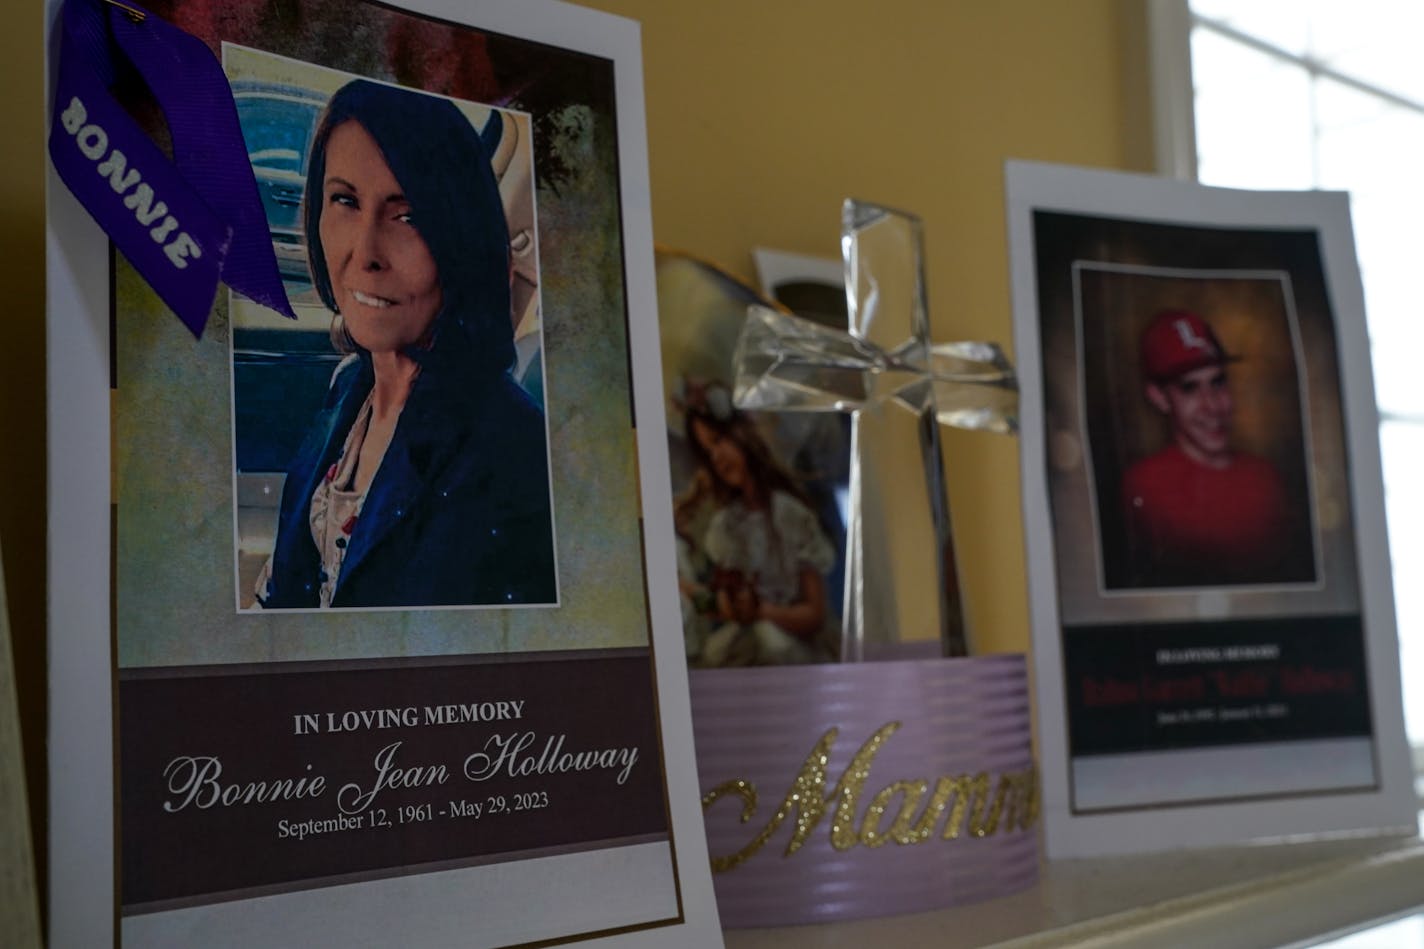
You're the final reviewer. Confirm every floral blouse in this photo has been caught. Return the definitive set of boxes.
[253,392,376,609]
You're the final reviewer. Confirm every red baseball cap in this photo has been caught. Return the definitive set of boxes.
[1140,310,1234,381]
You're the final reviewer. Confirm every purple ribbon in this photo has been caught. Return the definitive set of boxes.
[49,0,295,337]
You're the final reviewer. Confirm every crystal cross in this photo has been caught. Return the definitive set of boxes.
[733,200,1017,659]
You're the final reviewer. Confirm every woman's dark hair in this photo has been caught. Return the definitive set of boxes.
[682,406,810,508]
[304,79,514,374]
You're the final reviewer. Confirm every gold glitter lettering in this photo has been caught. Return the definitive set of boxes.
[1020,766,1042,830]
[701,722,901,869]
[828,722,899,851]
[861,780,929,848]
[700,725,1041,872]
[701,779,757,823]
[969,774,1007,837]
[998,766,1040,831]
[922,773,982,839]
[701,728,836,871]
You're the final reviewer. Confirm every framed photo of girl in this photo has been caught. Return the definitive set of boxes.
[654,250,850,668]
[1007,160,1416,859]
[46,0,720,946]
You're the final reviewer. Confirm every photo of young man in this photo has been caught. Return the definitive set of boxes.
[1121,309,1302,587]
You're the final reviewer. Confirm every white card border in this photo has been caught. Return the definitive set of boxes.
[44,1,721,944]
[1005,159,1416,859]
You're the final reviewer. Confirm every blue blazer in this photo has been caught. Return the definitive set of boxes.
[260,355,557,608]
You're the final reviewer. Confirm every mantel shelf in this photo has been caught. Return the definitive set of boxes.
[725,823,1424,948]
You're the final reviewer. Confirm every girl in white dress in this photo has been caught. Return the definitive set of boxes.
[680,402,836,666]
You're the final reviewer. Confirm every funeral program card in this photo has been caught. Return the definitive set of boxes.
[1007,160,1415,858]
[46,0,720,944]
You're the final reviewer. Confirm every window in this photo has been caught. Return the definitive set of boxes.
[1157,0,1424,748]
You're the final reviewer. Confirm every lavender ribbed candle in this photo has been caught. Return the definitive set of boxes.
[690,654,1039,928]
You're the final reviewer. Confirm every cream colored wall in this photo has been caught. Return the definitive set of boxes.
[1,0,1151,903]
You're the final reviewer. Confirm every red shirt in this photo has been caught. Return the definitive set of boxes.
[1121,444,1297,586]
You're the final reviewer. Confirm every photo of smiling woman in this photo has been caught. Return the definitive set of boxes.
[252,79,557,610]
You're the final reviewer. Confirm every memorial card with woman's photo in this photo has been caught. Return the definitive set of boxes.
[1007,161,1415,858]
[46,0,720,945]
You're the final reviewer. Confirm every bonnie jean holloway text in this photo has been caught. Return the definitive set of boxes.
[161,733,640,817]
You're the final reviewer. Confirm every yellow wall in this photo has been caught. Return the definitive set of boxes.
[580,0,1155,654]
[2,0,1151,900]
